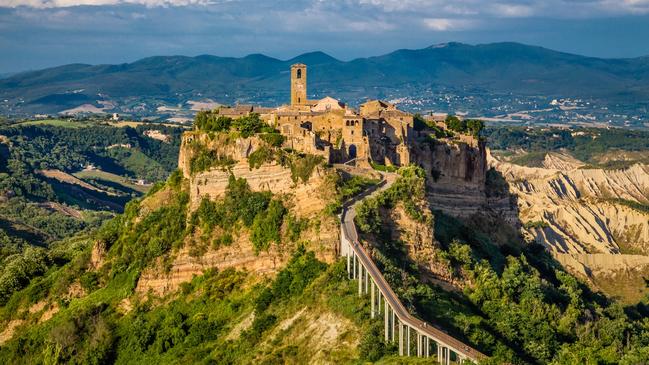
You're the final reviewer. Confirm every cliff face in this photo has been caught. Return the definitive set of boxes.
[136,216,339,296]
[490,152,649,302]
[491,153,649,255]
[411,139,488,217]
[384,204,462,291]
[131,132,342,295]
[179,132,336,217]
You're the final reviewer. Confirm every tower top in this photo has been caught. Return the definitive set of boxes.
[290,64,307,106]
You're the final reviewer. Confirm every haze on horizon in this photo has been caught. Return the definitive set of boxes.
[1,0,649,74]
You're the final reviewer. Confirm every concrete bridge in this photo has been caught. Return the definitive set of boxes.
[339,173,487,364]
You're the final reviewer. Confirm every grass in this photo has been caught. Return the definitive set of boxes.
[510,151,547,167]
[73,169,151,194]
[370,162,398,173]
[18,119,89,128]
[108,121,186,129]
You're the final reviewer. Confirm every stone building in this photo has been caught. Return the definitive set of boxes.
[220,64,414,167]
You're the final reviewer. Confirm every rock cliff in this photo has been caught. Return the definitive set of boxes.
[132,132,342,295]
[179,132,337,217]
[411,138,489,217]
[490,151,649,302]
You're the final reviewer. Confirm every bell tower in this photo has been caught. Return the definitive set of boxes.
[290,63,307,106]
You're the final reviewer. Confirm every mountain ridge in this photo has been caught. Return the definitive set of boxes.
[3,41,649,117]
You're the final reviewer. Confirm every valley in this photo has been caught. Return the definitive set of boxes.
[2,102,649,363]
[2,43,649,129]
[1,68,649,364]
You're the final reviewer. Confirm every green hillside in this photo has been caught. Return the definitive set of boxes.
[2,164,649,364]
[2,42,649,115]
[0,119,184,283]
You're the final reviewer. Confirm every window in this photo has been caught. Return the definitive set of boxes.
[297,69,302,79]
[298,97,301,103]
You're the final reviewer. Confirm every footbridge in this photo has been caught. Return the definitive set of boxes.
[339,173,486,364]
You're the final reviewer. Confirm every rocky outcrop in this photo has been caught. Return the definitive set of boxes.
[191,162,333,217]
[490,153,649,255]
[412,139,488,217]
[136,215,339,296]
[137,231,288,296]
[490,151,649,302]
[180,132,336,217]
[380,203,462,291]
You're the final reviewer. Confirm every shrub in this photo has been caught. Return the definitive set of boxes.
[523,220,549,229]
[289,154,324,183]
[248,145,274,169]
[189,143,235,175]
[369,161,398,173]
[285,215,308,242]
[250,200,286,253]
[259,133,285,147]
[244,313,277,344]
[358,321,389,361]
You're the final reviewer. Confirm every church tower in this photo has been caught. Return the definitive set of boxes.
[290,63,307,106]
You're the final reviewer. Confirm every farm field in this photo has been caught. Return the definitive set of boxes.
[73,169,151,193]
[18,119,89,128]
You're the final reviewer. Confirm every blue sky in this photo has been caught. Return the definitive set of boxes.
[1,0,649,73]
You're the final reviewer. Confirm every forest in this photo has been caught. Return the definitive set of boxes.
[0,119,185,308]
[484,126,649,168]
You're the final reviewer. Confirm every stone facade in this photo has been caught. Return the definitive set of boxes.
[221,64,414,167]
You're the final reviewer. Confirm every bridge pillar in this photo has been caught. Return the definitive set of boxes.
[377,290,381,314]
[384,299,389,342]
[438,346,450,365]
[346,254,351,279]
[370,280,375,318]
[357,262,363,297]
[364,266,369,294]
[424,336,429,358]
[398,321,403,356]
[352,254,356,280]
[392,308,397,342]
[406,326,411,356]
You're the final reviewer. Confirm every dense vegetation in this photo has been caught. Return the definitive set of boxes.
[444,115,485,137]
[194,111,276,138]
[191,176,287,253]
[485,126,649,168]
[355,166,649,364]
[0,172,376,364]
[0,120,184,305]
[413,113,485,140]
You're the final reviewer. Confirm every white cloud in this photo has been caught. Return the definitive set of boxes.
[422,18,474,31]
[489,3,535,18]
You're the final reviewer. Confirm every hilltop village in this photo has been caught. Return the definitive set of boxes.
[183,63,490,218]
[215,64,480,169]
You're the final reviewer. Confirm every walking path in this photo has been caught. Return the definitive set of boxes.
[339,171,486,364]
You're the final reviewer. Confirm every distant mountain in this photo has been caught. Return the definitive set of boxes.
[2,42,649,116]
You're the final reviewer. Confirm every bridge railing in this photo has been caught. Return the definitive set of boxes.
[339,175,486,364]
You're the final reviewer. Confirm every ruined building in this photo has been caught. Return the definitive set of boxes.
[219,63,414,167]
